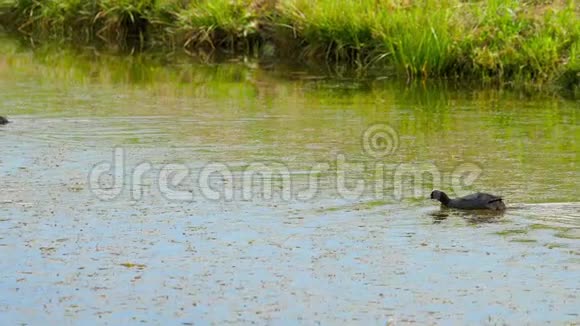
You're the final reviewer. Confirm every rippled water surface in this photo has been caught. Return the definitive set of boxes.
[0,37,579,324]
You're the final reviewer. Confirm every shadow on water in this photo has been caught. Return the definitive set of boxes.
[428,202,580,225]
[427,208,506,224]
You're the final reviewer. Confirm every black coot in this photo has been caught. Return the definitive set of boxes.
[0,116,8,125]
[430,190,506,210]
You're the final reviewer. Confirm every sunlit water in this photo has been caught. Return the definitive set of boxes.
[0,37,579,324]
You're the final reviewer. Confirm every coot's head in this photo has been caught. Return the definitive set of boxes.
[0,116,8,125]
[430,190,450,204]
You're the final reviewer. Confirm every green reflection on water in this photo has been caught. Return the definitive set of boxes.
[0,35,578,204]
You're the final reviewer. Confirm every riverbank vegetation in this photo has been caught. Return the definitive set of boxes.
[0,0,578,92]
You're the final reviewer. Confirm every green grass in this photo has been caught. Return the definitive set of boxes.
[175,0,259,51]
[0,0,578,90]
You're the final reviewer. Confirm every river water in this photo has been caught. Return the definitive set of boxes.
[0,38,579,324]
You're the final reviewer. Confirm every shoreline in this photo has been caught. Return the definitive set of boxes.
[0,0,578,93]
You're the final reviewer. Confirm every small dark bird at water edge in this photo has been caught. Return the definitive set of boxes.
[0,116,9,125]
[430,190,506,211]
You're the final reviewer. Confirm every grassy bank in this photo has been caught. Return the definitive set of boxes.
[0,0,578,91]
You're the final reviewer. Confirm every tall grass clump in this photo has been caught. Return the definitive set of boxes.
[95,0,154,44]
[3,0,265,51]
[4,0,156,46]
[277,0,465,77]
[463,0,579,84]
[173,0,260,52]
[373,1,461,78]
[278,0,379,64]
[6,0,97,40]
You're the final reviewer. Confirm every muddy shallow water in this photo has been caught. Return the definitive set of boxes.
[0,38,579,324]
